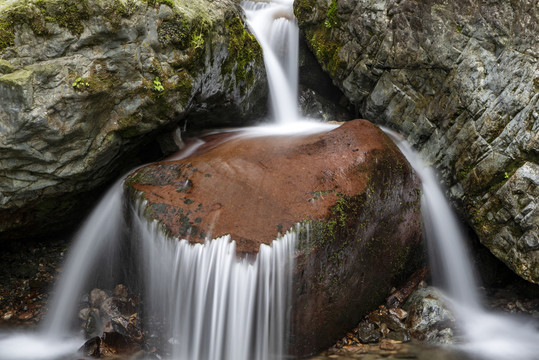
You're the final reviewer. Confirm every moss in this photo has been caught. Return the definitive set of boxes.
[117,113,143,138]
[144,0,174,8]
[294,0,316,23]
[308,27,344,77]
[0,21,14,50]
[70,69,120,94]
[457,163,473,182]
[223,15,263,86]
[0,68,33,86]
[324,0,338,29]
[158,12,210,49]
[101,0,140,32]
[171,71,194,105]
[468,205,498,236]
[0,0,90,51]
[40,0,89,34]
[0,59,14,74]
[158,13,191,48]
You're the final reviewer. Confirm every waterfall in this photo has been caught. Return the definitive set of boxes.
[0,183,126,360]
[44,181,125,336]
[132,201,296,360]
[384,128,539,360]
[241,0,299,124]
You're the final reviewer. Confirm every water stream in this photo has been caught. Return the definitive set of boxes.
[385,129,539,360]
[241,0,299,124]
[133,201,296,360]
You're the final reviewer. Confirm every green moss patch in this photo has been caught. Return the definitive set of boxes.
[324,0,338,29]
[144,0,174,8]
[223,15,263,85]
[307,27,344,77]
[0,0,90,51]
[294,0,316,24]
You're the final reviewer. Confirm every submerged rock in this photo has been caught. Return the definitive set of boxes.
[0,0,267,240]
[294,0,539,283]
[125,119,422,356]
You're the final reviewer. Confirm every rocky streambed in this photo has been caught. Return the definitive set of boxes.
[2,237,538,359]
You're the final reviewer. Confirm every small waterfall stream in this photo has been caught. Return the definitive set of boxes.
[133,201,296,360]
[241,0,299,124]
[385,129,539,360]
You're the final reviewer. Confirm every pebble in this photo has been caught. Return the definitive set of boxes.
[18,312,34,321]
[90,288,108,308]
[379,339,401,351]
[3,311,14,320]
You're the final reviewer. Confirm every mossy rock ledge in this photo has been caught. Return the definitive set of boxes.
[0,0,267,240]
[295,0,539,284]
[125,119,423,357]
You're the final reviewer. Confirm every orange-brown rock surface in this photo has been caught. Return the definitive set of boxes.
[125,119,422,356]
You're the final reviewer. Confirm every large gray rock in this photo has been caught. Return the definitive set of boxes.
[0,0,267,239]
[295,0,539,283]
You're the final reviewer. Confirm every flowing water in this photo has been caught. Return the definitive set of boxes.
[132,201,296,360]
[385,129,539,360]
[241,0,299,124]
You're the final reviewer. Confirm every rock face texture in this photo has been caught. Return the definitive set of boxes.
[126,120,422,356]
[0,0,267,240]
[295,0,539,283]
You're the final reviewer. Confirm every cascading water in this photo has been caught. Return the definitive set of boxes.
[0,182,125,359]
[241,0,299,124]
[385,129,539,360]
[131,200,296,360]
[0,3,307,359]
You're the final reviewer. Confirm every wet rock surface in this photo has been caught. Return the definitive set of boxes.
[78,285,146,358]
[0,0,267,241]
[126,120,423,356]
[294,0,539,283]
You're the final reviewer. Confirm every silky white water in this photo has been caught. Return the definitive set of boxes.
[0,182,125,359]
[385,129,539,360]
[242,0,299,124]
[132,201,296,360]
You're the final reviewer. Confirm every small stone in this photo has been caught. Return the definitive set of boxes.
[356,321,380,343]
[389,308,408,320]
[3,311,14,320]
[90,289,108,308]
[18,311,34,320]
[379,323,390,337]
[387,329,411,342]
[79,336,101,358]
[113,284,129,299]
[85,309,103,339]
[79,307,99,321]
[379,339,401,351]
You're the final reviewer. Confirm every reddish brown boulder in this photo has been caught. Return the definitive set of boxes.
[125,119,422,357]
